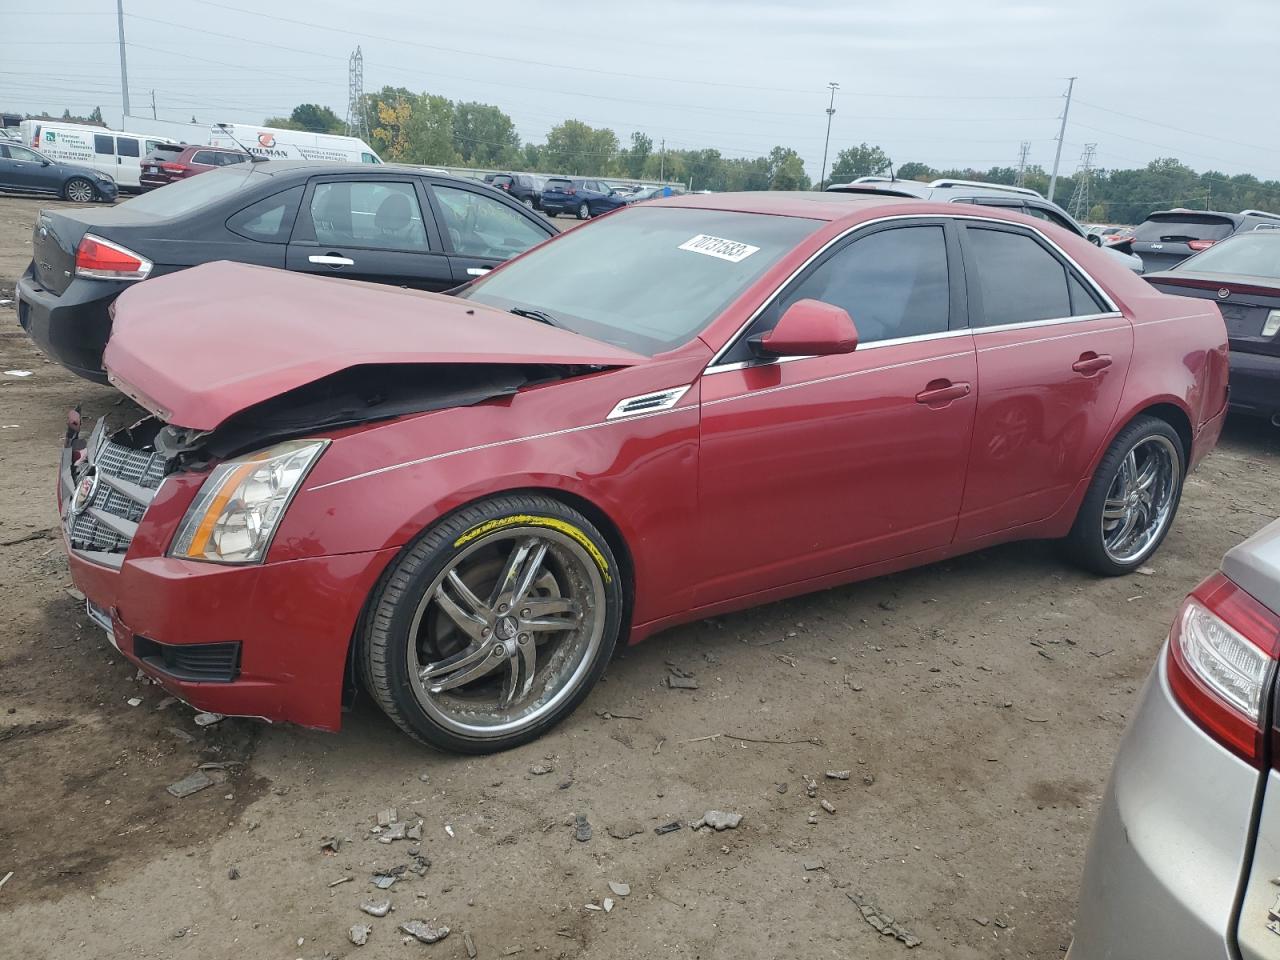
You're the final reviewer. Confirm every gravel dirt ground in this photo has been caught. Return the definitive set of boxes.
[1,194,1279,960]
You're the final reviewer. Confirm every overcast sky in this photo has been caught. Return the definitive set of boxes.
[4,0,1277,181]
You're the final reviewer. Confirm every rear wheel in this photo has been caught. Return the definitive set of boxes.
[361,493,623,753]
[522,197,534,209]
[577,202,590,220]
[1064,416,1185,575]
[64,177,95,203]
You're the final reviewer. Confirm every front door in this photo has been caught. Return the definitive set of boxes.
[955,220,1133,539]
[426,182,555,285]
[696,220,977,605]
[285,177,454,290]
[1,144,52,193]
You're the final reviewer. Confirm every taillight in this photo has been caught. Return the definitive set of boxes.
[74,234,153,281]
[159,162,191,175]
[565,188,576,195]
[1166,572,1280,765]
[1187,239,1217,251]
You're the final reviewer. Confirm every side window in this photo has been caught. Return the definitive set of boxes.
[116,138,140,158]
[8,145,40,162]
[1024,204,1080,235]
[360,152,378,164]
[94,134,114,156]
[965,226,1078,327]
[1068,274,1104,315]
[738,225,951,358]
[192,150,220,166]
[227,185,304,243]
[431,184,548,258]
[308,180,427,250]
[222,153,247,165]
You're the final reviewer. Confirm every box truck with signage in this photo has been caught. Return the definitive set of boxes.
[122,117,382,165]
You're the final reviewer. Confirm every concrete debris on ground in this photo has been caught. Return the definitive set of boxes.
[166,770,215,799]
[192,711,223,727]
[803,860,824,871]
[820,799,836,814]
[361,899,392,918]
[584,903,602,912]
[776,782,788,794]
[406,822,422,841]
[377,808,398,827]
[126,697,142,707]
[667,676,699,690]
[349,924,371,946]
[608,881,630,897]
[463,931,477,958]
[603,897,614,913]
[408,853,431,876]
[400,920,449,944]
[378,822,406,842]
[694,810,742,831]
[826,770,850,780]
[804,776,818,798]
[529,763,553,775]
[806,813,819,825]
[848,893,922,949]
[574,813,593,842]
[166,725,196,743]
[320,837,341,854]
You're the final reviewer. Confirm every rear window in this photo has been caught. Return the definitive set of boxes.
[1135,215,1234,243]
[1173,233,1280,280]
[491,174,514,187]
[144,143,185,162]
[545,178,572,191]
[118,166,263,217]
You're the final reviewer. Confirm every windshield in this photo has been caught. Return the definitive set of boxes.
[1175,233,1280,280]
[118,165,263,217]
[460,206,821,354]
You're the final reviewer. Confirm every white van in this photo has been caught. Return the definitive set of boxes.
[122,116,381,165]
[19,120,176,191]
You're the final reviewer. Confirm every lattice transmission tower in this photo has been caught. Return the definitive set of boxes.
[1069,143,1097,221]
[346,46,368,141]
[1015,141,1031,188]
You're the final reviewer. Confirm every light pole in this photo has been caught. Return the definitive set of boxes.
[818,81,838,190]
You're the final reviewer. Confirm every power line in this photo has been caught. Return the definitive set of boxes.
[1074,99,1275,156]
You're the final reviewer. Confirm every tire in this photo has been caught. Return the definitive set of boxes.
[361,493,623,753]
[1064,415,1185,576]
[64,177,95,203]
[577,202,590,220]
[522,197,534,209]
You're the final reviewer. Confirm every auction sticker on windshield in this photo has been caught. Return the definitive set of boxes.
[677,234,761,263]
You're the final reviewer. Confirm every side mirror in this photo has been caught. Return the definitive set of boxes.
[41,159,51,167]
[1088,234,1102,246]
[750,298,859,358]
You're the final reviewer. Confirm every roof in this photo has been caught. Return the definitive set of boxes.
[651,191,917,221]
[240,160,482,185]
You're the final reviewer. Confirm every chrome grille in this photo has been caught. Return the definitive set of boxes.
[65,421,164,558]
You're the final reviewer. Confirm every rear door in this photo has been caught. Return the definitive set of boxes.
[1134,213,1237,272]
[113,136,143,188]
[955,220,1133,539]
[285,175,454,290]
[425,181,554,283]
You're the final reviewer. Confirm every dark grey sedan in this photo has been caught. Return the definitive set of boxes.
[0,143,117,202]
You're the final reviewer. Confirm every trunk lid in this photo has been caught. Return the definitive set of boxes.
[31,210,89,296]
[104,260,646,431]
[1146,272,1280,357]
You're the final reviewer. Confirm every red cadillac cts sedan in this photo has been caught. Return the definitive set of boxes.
[59,192,1229,752]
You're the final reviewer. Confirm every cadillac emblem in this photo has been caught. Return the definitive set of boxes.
[1217,288,1231,299]
[71,466,100,515]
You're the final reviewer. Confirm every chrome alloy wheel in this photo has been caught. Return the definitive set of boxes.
[66,179,94,202]
[1100,435,1179,565]
[408,527,605,738]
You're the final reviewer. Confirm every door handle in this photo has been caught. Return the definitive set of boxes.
[1071,352,1113,375]
[466,267,492,276]
[915,380,971,405]
[308,254,354,267]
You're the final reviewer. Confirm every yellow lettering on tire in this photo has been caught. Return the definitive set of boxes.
[454,515,611,583]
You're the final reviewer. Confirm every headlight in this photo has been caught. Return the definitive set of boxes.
[171,439,328,564]
[95,173,113,183]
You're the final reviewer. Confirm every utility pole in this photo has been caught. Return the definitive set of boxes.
[346,46,367,140]
[660,139,665,182]
[819,81,839,190]
[1047,76,1076,202]
[1068,143,1097,220]
[116,0,131,123]
[150,89,156,120]
[1015,140,1031,188]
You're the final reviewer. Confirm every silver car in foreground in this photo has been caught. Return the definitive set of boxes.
[1071,517,1280,959]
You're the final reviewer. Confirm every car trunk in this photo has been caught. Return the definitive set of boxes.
[31,205,167,297]
[1133,214,1236,272]
[1146,273,1280,359]
[1223,521,1280,960]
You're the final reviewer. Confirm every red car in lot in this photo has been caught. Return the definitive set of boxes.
[59,193,1229,752]
[138,144,249,191]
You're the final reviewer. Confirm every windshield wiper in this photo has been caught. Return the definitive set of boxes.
[509,307,561,328]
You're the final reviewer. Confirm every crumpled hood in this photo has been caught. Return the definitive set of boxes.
[104,261,644,430]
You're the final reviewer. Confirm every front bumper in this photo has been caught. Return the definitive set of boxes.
[1227,348,1280,420]
[1069,655,1258,960]
[16,262,123,383]
[57,432,398,731]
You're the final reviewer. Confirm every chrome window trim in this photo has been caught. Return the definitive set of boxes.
[970,311,1123,337]
[704,212,1121,373]
[703,327,973,375]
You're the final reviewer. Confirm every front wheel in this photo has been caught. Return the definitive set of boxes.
[1064,416,1185,575]
[577,202,590,220]
[522,197,534,209]
[64,177,95,203]
[361,494,623,753]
